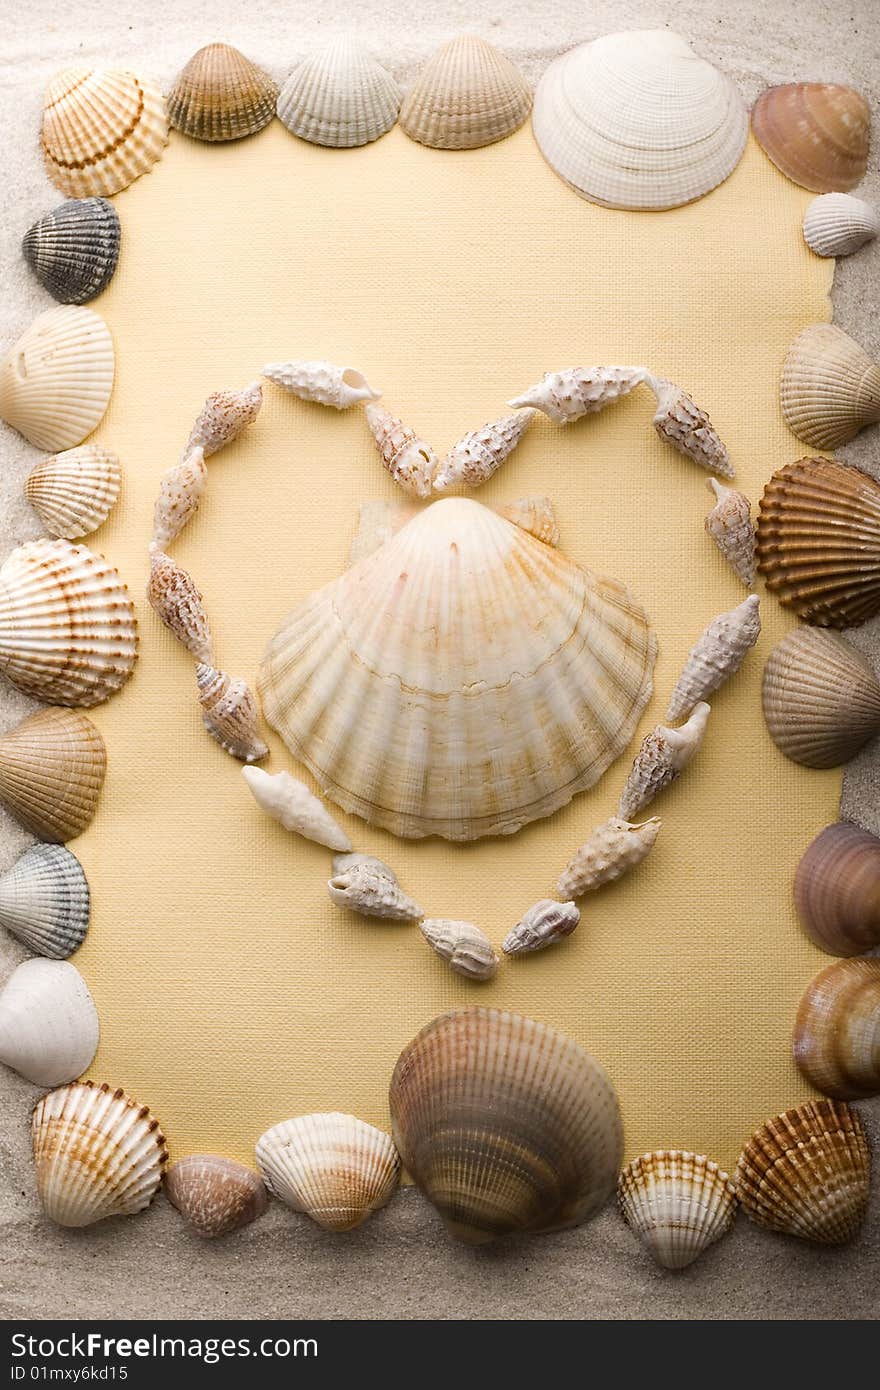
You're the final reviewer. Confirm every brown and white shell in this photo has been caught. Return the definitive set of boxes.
[794,821,880,956]
[780,324,880,450]
[704,478,755,588]
[793,957,880,1099]
[41,67,169,198]
[508,366,647,424]
[0,708,106,843]
[666,596,761,722]
[147,551,213,663]
[618,703,710,821]
[433,411,534,492]
[761,627,880,768]
[327,853,423,922]
[151,447,208,552]
[400,35,531,150]
[752,83,871,193]
[557,816,661,899]
[501,899,580,956]
[25,445,121,540]
[167,44,277,143]
[196,664,267,763]
[165,1154,268,1237]
[185,382,263,457]
[364,404,437,499]
[645,376,734,477]
[242,766,352,852]
[419,919,499,980]
[618,1151,737,1270]
[256,1112,400,1231]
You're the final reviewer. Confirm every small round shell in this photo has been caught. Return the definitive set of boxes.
[25,445,121,540]
[256,1112,400,1231]
[557,817,661,899]
[618,1151,737,1270]
[502,899,579,955]
[752,83,870,193]
[165,1155,268,1237]
[0,958,98,1086]
[803,193,878,258]
[0,844,90,959]
[419,919,499,980]
[794,821,880,956]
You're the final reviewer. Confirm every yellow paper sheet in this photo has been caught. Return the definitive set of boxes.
[75,121,837,1172]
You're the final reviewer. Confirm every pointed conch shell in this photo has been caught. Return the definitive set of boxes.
[419,919,499,980]
[666,596,761,722]
[364,403,437,498]
[0,844,89,959]
[780,324,880,449]
[618,1151,737,1270]
[259,498,657,841]
[0,539,137,706]
[25,445,121,540]
[0,305,114,453]
[256,1112,400,1231]
[167,43,277,143]
[165,1155,268,1238]
[618,703,710,821]
[151,446,207,552]
[495,496,559,547]
[508,366,647,424]
[400,35,531,151]
[327,853,423,922]
[752,83,870,194]
[276,38,401,148]
[390,1008,623,1244]
[735,1100,869,1244]
[761,627,880,768]
[644,375,733,477]
[705,479,755,588]
[262,360,381,409]
[0,959,98,1086]
[501,899,580,956]
[793,957,880,1099]
[557,816,661,899]
[185,382,262,458]
[242,766,352,852]
[41,67,168,198]
[0,708,106,843]
[148,551,213,663]
[32,1080,167,1228]
[22,197,120,305]
[433,411,534,492]
[532,30,747,210]
[803,193,878,258]
[794,821,880,957]
[196,664,267,763]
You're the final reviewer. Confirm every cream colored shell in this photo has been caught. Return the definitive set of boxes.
[618,702,710,821]
[557,816,661,899]
[147,551,213,663]
[277,38,401,148]
[327,853,424,921]
[242,766,352,852]
[25,446,121,540]
[196,664,268,763]
[364,403,437,498]
[41,66,168,198]
[0,305,115,453]
[263,360,381,409]
[419,919,499,980]
[185,383,263,458]
[151,447,208,551]
[0,959,98,1086]
[666,595,761,722]
[501,899,580,956]
[645,375,734,477]
[400,36,531,151]
[256,1112,400,1231]
[495,496,559,547]
[433,411,534,492]
[803,193,878,258]
[618,1151,736,1269]
[509,366,647,424]
[781,324,880,449]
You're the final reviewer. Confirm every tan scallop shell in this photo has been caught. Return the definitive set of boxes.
[618,1151,737,1270]
[752,83,871,193]
[256,1112,400,1231]
[705,478,756,588]
[390,1008,623,1244]
[32,1080,167,1228]
[761,627,880,768]
[501,899,580,956]
[0,959,98,1086]
[364,403,437,498]
[0,305,115,453]
[0,844,90,959]
[196,664,268,763]
[735,1100,869,1244]
[666,596,761,722]
[277,38,400,148]
[150,447,208,552]
[794,821,880,956]
[433,411,534,492]
[41,67,169,198]
[557,816,661,899]
[25,446,121,540]
[400,35,531,151]
[803,193,879,258]
[165,1155,268,1237]
[793,957,880,1099]
[0,708,106,843]
[259,498,657,841]
[645,375,734,478]
[780,324,880,449]
[618,702,710,821]
[419,919,499,980]
[148,550,213,663]
[185,382,263,457]
[167,43,277,143]
[508,366,647,424]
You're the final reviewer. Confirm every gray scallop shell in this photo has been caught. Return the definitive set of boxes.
[0,844,90,958]
[22,198,121,305]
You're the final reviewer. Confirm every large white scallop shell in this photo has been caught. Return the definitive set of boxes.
[803,193,879,258]
[256,1112,400,1231]
[0,959,98,1086]
[0,844,90,959]
[0,305,115,453]
[41,67,168,198]
[277,38,401,148]
[400,35,531,150]
[25,445,121,540]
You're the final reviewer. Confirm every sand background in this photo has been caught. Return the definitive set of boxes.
[1,0,879,1321]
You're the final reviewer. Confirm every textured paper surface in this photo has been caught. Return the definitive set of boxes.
[74,121,837,1172]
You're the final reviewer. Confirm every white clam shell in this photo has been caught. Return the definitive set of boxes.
[645,375,734,477]
[433,411,534,492]
[419,919,499,979]
[196,664,268,763]
[618,702,710,821]
[509,366,647,424]
[557,817,661,899]
[263,360,381,409]
[151,446,207,552]
[619,1151,737,1269]
[502,899,580,955]
[666,595,761,722]
[400,35,531,151]
[0,958,98,1086]
[803,193,879,258]
[277,38,401,148]
[41,67,168,198]
[0,844,90,959]
[242,766,352,851]
[0,305,114,452]
[256,1112,400,1231]
[365,403,437,498]
[705,478,755,588]
[327,853,423,921]
[25,445,121,540]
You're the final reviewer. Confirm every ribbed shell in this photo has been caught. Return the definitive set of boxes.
[532,30,748,210]
[196,664,268,763]
[401,35,531,150]
[704,479,756,587]
[21,198,121,304]
[32,1081,167,1228]
[0,844,90,958]
[277,38,400,147]
[41,67,169,198]
[803,193,879,258]
[618,1151,737,1270]
[433,411,534,492]
[419,919,499,980]
[259,498,657,841]
[735,1100,869,1244]
[165,1155,268,1238]
[262,360,381,409]
[148,551,213,663]
[780,324,880,450]
[390,1008,623,1244]
[0,958,97,1086]
[793,957,880,1099]
[496,496,559,547]
[752,84,871,193]
[364,403,437,499]
[761,627,880,768]
[167,43,277,142]
[0,708,106,843]
[25,445,121,540]
[256,1112,400,1231]
[794,821,880,956]
[0,304,115,453]
[501,899,580,955]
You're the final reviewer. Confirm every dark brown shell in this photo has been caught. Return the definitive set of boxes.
[794,821,880,955]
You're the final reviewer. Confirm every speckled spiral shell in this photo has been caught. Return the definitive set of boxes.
[752,83,871,193]
[22,198,120,305]
[364,403,437,498]
[0,304,115,453]
[501,899,580,956]
[666,596,761,722]
[780,324,880,450]
[705,478,755,587]
[147,551,212,663]
[327,853,423,922]
[277,38,400,148]
[0,959,98,1086]
[185,382,262,458]
[793,957,880,1099]
[0,709,106,843]
[41,67,168,199]
[495,496,559,547]
[196,664,267,763]
[256,1112,400,1231]
[25,445,121,541]
[433,411,534,491]
[761,627,880,768]
[645,376,733,477]
[618,1151,737,1270]
[262,360,380,409]
[165,1155,268,1237]
[508,366,646,424]
[167,43,277,143]
[557,816,661,899]
[400,35,531,151]
[0,844,89,959]
[419,919,499,980]
[150,447,207,552]
[242,766,352,852]
[794,821,880,956]
[618,703,710,821]
[803,193,878,258]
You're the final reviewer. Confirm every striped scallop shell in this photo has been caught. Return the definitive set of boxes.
[618,1151,737,1269]
[401,35,531,150]
[41,67,168,199]
[256,1112,400,1231]
[781,324,880,450]
[277,38,400,147]
[0,305,115,453]
[0,709,107,843]
[167,43,277,142]
[0,844,90,959]
[21,198,121,305]
[794,821,880,957]
[761,627,880,768]
[25,445,121,540]
[0,958,98,1086]
[752,84,870,193]
[793,957,880,1099]
[165,1155,268,1237]
[803,193,878,258]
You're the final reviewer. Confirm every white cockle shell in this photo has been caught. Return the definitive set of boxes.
[0,305,114,453]
[277,38,401,148]
[0,958,98,1086]
[803,193,878,258]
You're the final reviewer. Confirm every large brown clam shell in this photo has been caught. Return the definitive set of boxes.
[752,83,870,193]
[794,821,880,956]
[793,957,880,1099]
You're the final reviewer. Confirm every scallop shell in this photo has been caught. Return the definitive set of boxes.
[618,1151,737,1270]
[262,360,381,409]
[185,382,263,458]
[150,446,207,552]
[794,821,880,956]
[346,500,416,567]
[0,709,106,843]
[21,198,121,305]
[533,30,748,210]
[761,627,880,768]
[390,1008,623,1244]
[645,375,734,478]
[277,38,400,148]
[780,324,880,449]
[705,478,756,588]
[756,458,880,628]
[327,853,423,922]
[41,66,169,198]
[735,1100,869,1244]
[400,35,531,151]
[793,957,880,1099]
[495,496,559,547]
[617,703,710,821]
[25,445,121,540]
[508,366,647,424]
[167,43,277,143]
[419,919,499,980]
[0,844,90,959]
[433,411,534,492]
[501,899,580,956]
[0,304,114,452]
[666,596,761,722]
[165,1154,268,1237]
[803,193,878,258]
[256,1112,400,1231]
[557,816,661,899]
[0,539,137,707]
[147,551,213,663]
[259,497,657,841]
[752,84,871,194]
[364,403,437,499]
[0,958,98,1086]
[196,664,268,763]
[242,766,352,852]
[32,1080,167,1228]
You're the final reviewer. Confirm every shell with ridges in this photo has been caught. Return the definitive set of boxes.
[167,43,277,143]
[666,596,761,722]
[25,445,121,540]
[185,382,262,458]
[262,360,380,409]
[242,766,351,852]
[0,305,114,453]
[277,38,400,148]
[495,496,559,547]
[0,959,98,1086]
[793,957,880,1099]
[508,366,647,424]
[165,1155,268,1238]
[794,821,880,957]
[761,627,880,768]
[645,375,733,477]
[400,35,531,151]
[0,709,106,843]
[557,816,661,899]
[419,919,499,980]
[0,844,89,959]
[41,67,168,199]
[390,1008,623,1244]
[328,853,423,921]
[502,899,580,956]
[148,551,213,663]
[151,447,207,552]
[256,1112,400,1231]
[32,1080,167,1228]
[364,403,437,499]
[803,193,878,258]
[780,324,880,449]
[752,84,870,194]
[705,478,755,587]
[196,664,267,763]
[618,702,710,821]
[618,1151,737,1270]
[21,198,121,305]
[433,411,534,492]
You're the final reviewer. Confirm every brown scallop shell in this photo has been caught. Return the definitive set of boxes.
[752,83,871,193]
[793,957,880,1099]
[167,43,278,143]
[761,627,880,768]
[165,1154,268,1237]
[794,821,880,955]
